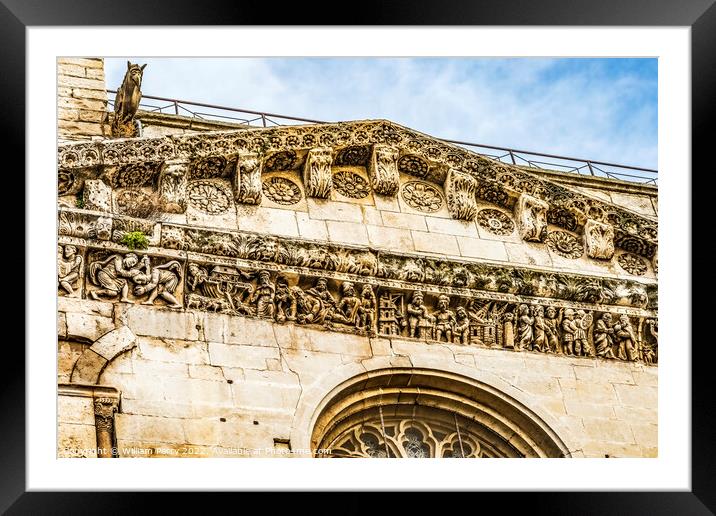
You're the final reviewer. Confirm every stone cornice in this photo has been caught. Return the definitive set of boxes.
[57,120,658,259]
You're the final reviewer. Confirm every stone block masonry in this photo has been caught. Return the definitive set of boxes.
[57,58,108,140]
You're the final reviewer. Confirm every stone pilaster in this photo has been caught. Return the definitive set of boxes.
[158,159,189,213]
[516,193,548,242]
[235,152,263,205]
[93,396,119,458]
[445,168,478,221]
[369,145,400,196]
[303,147,333,199]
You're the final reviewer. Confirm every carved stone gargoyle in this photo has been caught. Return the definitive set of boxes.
[110,61,147,138]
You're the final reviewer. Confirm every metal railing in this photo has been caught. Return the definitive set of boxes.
[107,89,657,186]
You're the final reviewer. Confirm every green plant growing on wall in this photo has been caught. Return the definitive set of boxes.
[75,193,84,209]
[121,231,149,250]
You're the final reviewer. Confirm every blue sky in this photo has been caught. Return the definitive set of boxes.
[105,58,657,169]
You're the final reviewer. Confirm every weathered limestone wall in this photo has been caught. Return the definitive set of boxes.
[58,299,657,458]
[58,58,108,141]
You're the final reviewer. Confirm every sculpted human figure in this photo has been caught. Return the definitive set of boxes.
[332,281,361,326]
[247,270,276,318]
[543,306,561,354]
[88,253,143,302]
[58,244,83,296]
[304,277,337,323]
[561,308,576,355]
[274,275,297,323]
[593,312,617,359]
[643,319,658,364]
[532,305,547,353]
[453,306,471,345]
[132,255,183,309]
[434,294,456,342]
[406,291,434,339]
[357,284,377,333]
[516,304,534,351]
[573,310,594,356]
[613,314,638,361]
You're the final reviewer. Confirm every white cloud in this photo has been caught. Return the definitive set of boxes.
[105,57,657,170]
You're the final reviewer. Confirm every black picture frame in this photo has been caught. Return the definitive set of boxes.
[7,0,711,512]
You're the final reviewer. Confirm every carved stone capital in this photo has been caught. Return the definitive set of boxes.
[94,396,119,420]
[235,151,263,205]
[445,168,478,221]
[83,179,112,212]
[516,193,548,242]
[303,147,333,199]
[158,159,189,213]
[584,219,615,260]
[369,145,400,196]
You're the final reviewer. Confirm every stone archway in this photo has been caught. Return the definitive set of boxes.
[309,368,571,458]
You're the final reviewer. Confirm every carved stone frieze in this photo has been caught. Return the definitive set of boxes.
[369,144,400,196]
[158,159,189,213]
[302,147,333,199]
[444,168,478,221]
[584,219,615,260]
[86,250,184,309]
[234,152,263,205]
[516,193,548,242]
[58,120,657,257]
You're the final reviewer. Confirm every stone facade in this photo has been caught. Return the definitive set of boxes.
[57,59,657,458]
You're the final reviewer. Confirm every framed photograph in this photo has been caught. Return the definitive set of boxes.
[13,0,711,511]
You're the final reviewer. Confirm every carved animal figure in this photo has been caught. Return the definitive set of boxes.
[114,61,146,126]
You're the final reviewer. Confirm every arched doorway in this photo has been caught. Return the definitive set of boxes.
[310,369,570,458]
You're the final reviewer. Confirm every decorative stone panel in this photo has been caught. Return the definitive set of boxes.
[303,147,333,199]
[584,219,615,260]
[235,151,263,205]
[369,144,400,196]
[445,168,479,221]
[516,193,548,243]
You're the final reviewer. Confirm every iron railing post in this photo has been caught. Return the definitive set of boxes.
[509,150,516,165]
[174,101,179,115]
[587,161,595,176]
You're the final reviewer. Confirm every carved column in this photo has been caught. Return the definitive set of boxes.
[303,147,333,199]
[369,145,400,196]
[158,159,189,213]
[516,193,548,242]
[235,151,263,205]
[83,179,112,212]
[502,313,515,349]
[94,397,119,458]
[445,168,478,221]
[584,219,615,260]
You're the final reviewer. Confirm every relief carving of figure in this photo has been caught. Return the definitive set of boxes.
[544,306,561,354]
[132,255,183,309]
[406,291,434,339]
[299,277,337,324]
[643,319,658,364]
[516,304,534,351]
[433,294,456,342]
[357,284,377,334]
[247,270,276,318]
[274,275,297,323]
[561,308,576,355]
[573,310,594,357]
[88,253,143,302]
[532,305,547,352]
[613,314,639,361]
[58,244,83,296]
[593,312,617,359]
[331,281,361,326]
[453,306,471,345]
